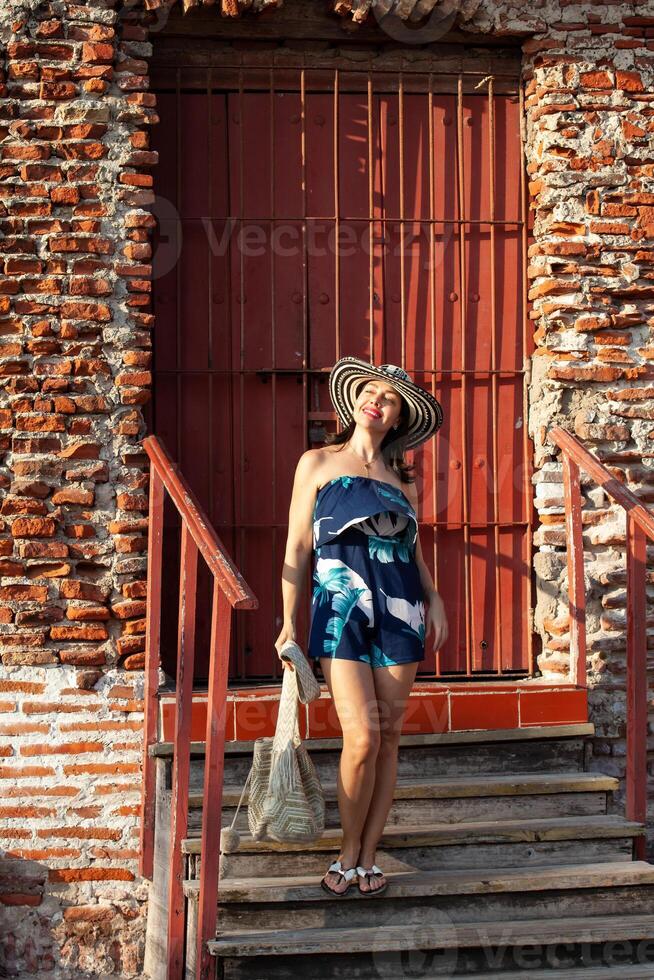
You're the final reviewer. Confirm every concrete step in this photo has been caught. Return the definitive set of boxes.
[185,771,617,833]
[184,814,645,879]
[184,860,654,932]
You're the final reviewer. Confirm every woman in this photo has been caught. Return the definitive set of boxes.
[274,356,448,898]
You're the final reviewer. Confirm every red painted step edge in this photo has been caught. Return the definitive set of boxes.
[160,684,588,742]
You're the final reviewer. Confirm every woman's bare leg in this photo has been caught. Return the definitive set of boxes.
[357,661,418,892]
[319,657,380,893]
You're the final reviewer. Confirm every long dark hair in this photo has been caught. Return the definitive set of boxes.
[324,383,416,486]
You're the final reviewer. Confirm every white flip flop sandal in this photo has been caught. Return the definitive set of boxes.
[320,860,357,897]
[356,863,388,896]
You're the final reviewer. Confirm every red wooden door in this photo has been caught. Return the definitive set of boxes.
[148,60,535,684]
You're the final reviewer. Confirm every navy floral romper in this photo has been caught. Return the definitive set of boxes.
[308,475,426,668]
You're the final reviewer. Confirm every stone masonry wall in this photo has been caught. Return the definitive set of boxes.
[1,0,654,976]
[506,2,654,829]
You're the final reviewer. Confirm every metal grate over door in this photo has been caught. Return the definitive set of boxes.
[149,51,535,684]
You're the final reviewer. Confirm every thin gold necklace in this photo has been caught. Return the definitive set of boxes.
[347,445,381,474]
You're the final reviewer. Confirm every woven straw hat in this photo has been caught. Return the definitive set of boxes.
[328,356,443,450]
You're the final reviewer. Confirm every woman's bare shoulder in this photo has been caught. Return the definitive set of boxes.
[294,446,342,494]
[294,448,331,486]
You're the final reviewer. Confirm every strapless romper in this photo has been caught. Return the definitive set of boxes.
[308,475,426,668]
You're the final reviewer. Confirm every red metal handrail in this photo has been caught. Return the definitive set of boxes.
[138,435,258,980]
[549,426,652,861]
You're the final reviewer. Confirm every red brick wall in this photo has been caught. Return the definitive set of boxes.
[0,0,154,973]
[1,0,654,975]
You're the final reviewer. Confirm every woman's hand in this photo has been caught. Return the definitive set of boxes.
[274,621,297,671]
[425,591,448,653]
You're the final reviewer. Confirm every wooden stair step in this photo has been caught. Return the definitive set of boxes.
[182,814,645,855]
[189,772,619,809]
[207,913,654,957]
[183,860,654,904]
[151,722,596,758]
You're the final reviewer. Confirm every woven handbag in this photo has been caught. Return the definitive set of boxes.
[276,639,321,704]
[220,642,325,852]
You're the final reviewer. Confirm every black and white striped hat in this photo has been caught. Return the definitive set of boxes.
[328,356,444,450]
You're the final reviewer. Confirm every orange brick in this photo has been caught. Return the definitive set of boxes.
[50,868,134,882]
[20,741,103,756]
[64,905,114,921]
[22,702,101,714]
[109,699,143,713]
[93,783,140,795]
[111,804,140,817]
[58,689,99,697]
[0,785,78,798]
[11,517,56,538]
[67,805,101,818]
[59,649,107,666]
[59,720,141,733]
[0,805,55,818]
[616,69,645,92]
[64,762,139,775]
[107,685,135,698]
[0,680,45,694]
[36,827,121,840]
[90,846,139,859]
[579,70,613,89]
[50,624,107,641]
[51,185,80,205]
[7,847,80,859]
[0,765,55,778]
[0,723,49,736]
[0,585,48,601]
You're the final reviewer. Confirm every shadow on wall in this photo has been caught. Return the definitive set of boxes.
[0,854,147,977]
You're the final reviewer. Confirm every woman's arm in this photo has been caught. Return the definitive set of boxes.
[275,451,319,660]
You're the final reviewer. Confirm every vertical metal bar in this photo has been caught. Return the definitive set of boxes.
[486,77,503,674]
[300,61,308,458]
[367,71,374,359]
[398,70,405,367]
[196,585,232,979]
[625,516,647,859]
[238,65,245,680]
[333,68,340,365]
[519,73,535,676]
[224,87,238,684]
[427,73,441,675]
[208,68,215,536]
[456,74,472,675]
[270,65,278,677]
[176,68,182,468]
[560,454,587,686]
[166,523,198,980]
[300,60,311,642]
[138,463,164,879]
